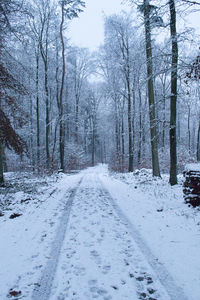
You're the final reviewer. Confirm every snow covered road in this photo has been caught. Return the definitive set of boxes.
[0,165,198,299]
[49,171,172,300]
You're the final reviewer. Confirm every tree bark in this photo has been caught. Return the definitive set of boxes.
[75,93,79,143]
[30,93,35,171]
[114,98,120,165]
[59,0,66,171]
[132,84,136,168]
[126,50,133,172]
[0,131,4,184]
[197,120,200,161]
[44,61,50,169]
[40,36,50,169]
[36,45,40,169]
[92,125,95,166]
[143,0,161,177]
[121,112,125,171]
[188,105,191,154]
[169,0,178,185]
[138,85,142,166]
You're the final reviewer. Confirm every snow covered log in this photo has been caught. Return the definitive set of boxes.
[183,164,200,207]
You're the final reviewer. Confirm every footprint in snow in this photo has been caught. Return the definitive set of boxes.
[97,238,103,244]
[84,241,94,247]
[88,279,98,286]
[100,228,105,236]
[90,250,101,264]
[90,286,110,298]
[102,265,111,274]
[74,266,86,276]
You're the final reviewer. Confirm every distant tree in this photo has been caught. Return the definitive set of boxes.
[185,53,200,161]
[103,14,136,172]
[68,47,91,144]
[58,0,85,171]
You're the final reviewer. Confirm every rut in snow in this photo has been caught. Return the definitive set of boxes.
[99,176,188,300]
[31,178,83,300]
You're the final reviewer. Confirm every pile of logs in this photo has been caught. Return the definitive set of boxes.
[183,164,200,207]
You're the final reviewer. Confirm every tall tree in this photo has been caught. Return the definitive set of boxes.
[169,0,178,185]
[0,0,27,183]
[104,14,135,172]
[59,0,66,171]
[38,0,51,169]
[142,0,161,177]
[58,0,85,171]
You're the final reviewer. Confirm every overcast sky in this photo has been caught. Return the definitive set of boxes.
[68,0,131,51]
[68,0,200,51]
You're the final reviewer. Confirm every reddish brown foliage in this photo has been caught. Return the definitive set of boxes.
[185,51,200,84]
[0,109,28,155]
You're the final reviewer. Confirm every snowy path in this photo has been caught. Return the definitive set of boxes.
[0,166,193,299]
[99,177,187,300]
[32,178,83,300]
[34,169,186,300]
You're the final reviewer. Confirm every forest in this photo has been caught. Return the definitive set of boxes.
[1,1,200,299]
[0,0,200,185]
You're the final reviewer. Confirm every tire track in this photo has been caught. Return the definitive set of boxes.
[99,177,188,300]
[31,178,83,300]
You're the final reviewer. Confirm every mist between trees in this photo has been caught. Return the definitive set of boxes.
[0,0,200,185]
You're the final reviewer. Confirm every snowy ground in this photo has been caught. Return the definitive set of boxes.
[0,165,200,300]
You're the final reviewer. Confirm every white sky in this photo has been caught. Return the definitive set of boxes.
[68,0,200,51]
[68,0,131,51]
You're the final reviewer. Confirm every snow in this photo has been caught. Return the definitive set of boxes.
[185,163,200,172]
[100,167,200,300]
[0,172,82,299]
[0,165,200,299]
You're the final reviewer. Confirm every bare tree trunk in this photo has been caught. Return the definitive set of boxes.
[197,120,200,161]
[161,76,166,149]
[169,0,178,185]
[59,0,66,171]
[30,94,35,171]
[177,111,181,142]
[40,40,50,168]
[52,118,59,163]
[127,83,133,172]
[132,84,136,168]
[44,62,50,168]
[2,146,7,172]
[162,96,166,149]
[138,86,142,166]
[114,98,120,165]
[75,93,79,143]
[35,45,40,169]
[0,131,4,184]
[121,112,125,171]
[92,121,95,166]
[143,0,161,177]
[39,12,50,169]
[0,88,4,183]
[188,105,191,154]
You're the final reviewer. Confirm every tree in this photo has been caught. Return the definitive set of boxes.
[141,0,161,177]
[169,0,178,185]
[103,14,136,172]
[38,0,52,169]
[58,0,85,171]
[68,47,91,144]
[0,0,28,184]
[185,53,200,161]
